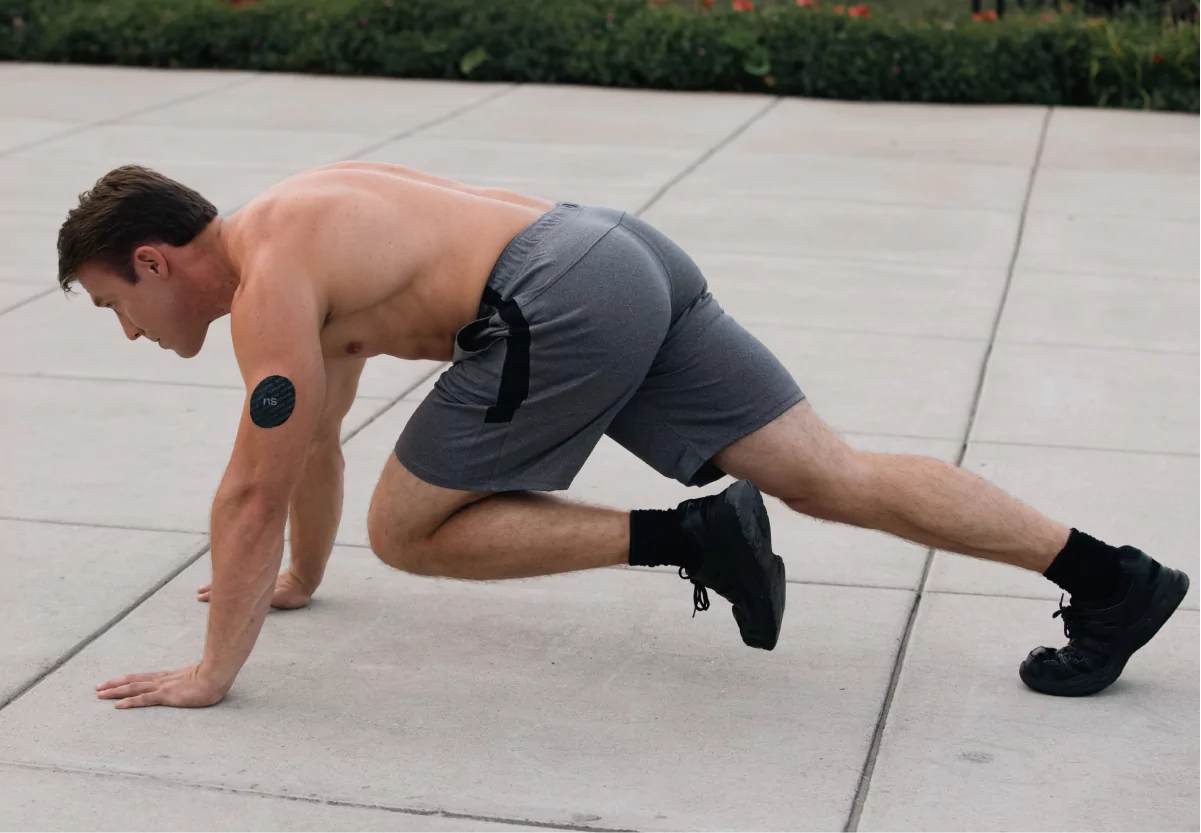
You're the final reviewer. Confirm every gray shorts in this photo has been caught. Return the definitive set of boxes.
[394,203,805,492]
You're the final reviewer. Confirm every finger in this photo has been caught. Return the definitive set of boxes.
[197,591,211,602]
[98,681,158,700]
[115,691,161,709]
[96,671,168,691]
[197,584,211,593]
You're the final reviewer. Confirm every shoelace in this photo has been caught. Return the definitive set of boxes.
[1051,594,1076,638]
[679,566,710,618]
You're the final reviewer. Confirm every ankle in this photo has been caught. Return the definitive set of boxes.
[1044,529,1129,603]
[628,508,702,571]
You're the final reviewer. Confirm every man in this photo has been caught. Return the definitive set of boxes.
[58,164,1186,710]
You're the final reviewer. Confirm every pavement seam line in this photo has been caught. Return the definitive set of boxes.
[0,286,56,317]
[346,83,522,162]
[338,362,448,446]
[0,539,214,713]
[842,105,1054,833]
[635,97,781,217]
[0,71,262,161]
[0,515,205,535]
[0,368,391,398]
[0,362,444,711]
[0,760,634,832]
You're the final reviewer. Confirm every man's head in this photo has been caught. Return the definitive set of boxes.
[57,165,224,358]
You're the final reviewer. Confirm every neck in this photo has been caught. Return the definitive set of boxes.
[185,219,240,317]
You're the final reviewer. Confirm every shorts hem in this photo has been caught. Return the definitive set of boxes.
[676,390,807,486]
[393,448,573,493]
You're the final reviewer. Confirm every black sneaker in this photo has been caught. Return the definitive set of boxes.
[1019,547,1190,696]
[675,480,786,651]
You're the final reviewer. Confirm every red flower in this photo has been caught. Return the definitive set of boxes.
[1152,52,1165,63]
[703,0,715,7]
[972,9,997,20]
[833,4,845,13]
[229,0,260,6]
[797,0,819,7]
[1039,12,1052,21]
[733,0,755,10]
[847,4,870,16]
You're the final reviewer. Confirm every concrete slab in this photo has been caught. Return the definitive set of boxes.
[925,443,1199,609]
[0,211,63,283]
[644,193,1019,269]
[123,74,505,137]
[693,252,1006,339]
[676,151,1029,211]
[0,550,914,832]
[0,64,251,123]
[20,123,373,171]
[1028,168,1200,220]
[427,84,770,150]
[0,520,205,705]
[731,99,1045,167]
[0,765,543,831]
[1041,107,1199,175]
[973,343,1199,454]
[0,376,380,531]
[1018,213,1199,279]
[0,155,300,216]
[0,282,50,313]
[858,594,1199,831]
[753,326,986,439]
[997,270,1199,353]
[0,115,76,154]
[0,291,440,400]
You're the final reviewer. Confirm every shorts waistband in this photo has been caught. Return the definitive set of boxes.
[482,202,582,300]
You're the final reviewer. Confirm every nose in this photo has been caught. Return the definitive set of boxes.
[117,312,142,342]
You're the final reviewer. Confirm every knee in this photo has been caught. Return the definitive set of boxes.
[775,446,873,523]
[367,499,437,576]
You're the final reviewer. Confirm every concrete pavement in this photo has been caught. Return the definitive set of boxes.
[0,63,1197,831]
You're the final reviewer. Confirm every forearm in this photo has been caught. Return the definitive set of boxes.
[200,490,288,691]
[287,441,344,592]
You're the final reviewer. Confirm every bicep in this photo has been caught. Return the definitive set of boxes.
[225,277,327,503]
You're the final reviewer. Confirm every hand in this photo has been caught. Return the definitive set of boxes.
[197,569,313,610]
[96,664,227,709]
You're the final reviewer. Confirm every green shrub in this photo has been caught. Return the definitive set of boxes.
[1,0,1195,111]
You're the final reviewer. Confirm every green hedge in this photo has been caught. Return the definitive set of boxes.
[1,0,1197,111]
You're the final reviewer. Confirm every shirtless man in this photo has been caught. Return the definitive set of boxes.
[57,163,1188,709]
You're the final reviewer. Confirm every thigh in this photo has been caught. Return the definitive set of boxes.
[605,291,806,487]
[367,453,492,554]
[710,399,859,503]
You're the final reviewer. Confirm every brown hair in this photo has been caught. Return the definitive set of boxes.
[57,165,218,292]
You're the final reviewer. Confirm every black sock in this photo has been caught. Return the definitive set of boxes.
[1043,528,1128,603]
[629,508,702,572]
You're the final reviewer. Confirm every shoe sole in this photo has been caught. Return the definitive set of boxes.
[1020,568,1190,697]
[726,481,786,651]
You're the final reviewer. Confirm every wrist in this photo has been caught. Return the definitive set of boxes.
[196,660,238,695]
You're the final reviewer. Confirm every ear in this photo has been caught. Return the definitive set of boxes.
[132,245,169,281]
